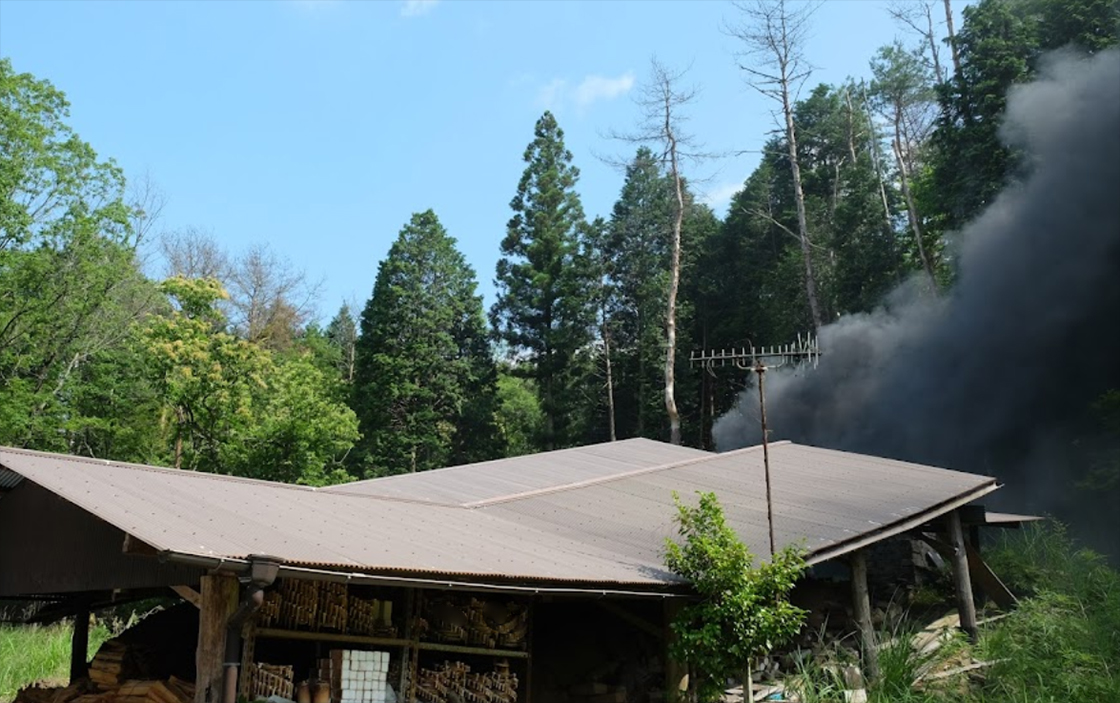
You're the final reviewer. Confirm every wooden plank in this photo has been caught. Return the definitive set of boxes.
[849,549,879,681]
[195,573,239,703]
[414,641,529,659]
[946,510,979,641]
[172,586,202,609]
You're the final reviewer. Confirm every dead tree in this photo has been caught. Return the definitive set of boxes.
[944,0,962,77]
[870,43,940,289]
[888,0,946,83]
[728,0,824,332]
[606,58,707,445]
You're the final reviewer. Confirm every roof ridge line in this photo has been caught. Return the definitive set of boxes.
[0,446,319,493]
[463,441,788,509]
[320,437,670,492]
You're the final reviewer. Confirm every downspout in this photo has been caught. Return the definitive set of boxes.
[223,555,280,703]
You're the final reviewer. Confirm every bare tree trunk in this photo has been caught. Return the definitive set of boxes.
[784,87,823,331]
[603,313,617,442]
[944,0,961,77]
[892,111,937,287]
[925,3,945,83]
[665,118,685,446]
[731,0,824,332]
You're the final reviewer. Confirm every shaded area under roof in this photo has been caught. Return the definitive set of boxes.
[0,440,998,594]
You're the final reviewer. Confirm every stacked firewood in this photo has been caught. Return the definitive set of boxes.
[246,663,294,701]
[415,661,518,703]
[277,580,320,630]
[348,596,395,637]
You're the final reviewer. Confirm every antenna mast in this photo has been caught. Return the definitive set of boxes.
[690,334,821,557]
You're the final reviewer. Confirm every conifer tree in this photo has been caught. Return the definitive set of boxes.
[354,210,501,475]
[491,112,595,450]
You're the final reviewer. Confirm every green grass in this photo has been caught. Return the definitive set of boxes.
[0,621,113,703]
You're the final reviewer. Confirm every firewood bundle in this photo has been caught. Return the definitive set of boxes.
[15,677,194,703]
[246,663,294,701]
[277,580,320,630]
[258,591,282,627]
[318,582,348,632]
[416,661,518,703]
[348,596,395,637]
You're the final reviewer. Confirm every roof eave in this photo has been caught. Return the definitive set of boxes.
[805,480,1000,566]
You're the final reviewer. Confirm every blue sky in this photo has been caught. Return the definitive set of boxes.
[0,0,967,321]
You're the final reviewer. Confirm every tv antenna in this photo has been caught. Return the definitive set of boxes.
[690,333,822,557]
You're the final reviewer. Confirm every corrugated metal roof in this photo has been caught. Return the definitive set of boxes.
[321,438,711,505]
[0,440,998,589]
[0,467,22,490]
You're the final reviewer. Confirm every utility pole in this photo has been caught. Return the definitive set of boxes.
[691,334,821,557]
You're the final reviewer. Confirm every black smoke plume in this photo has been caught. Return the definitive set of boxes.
[713,49,1120,557]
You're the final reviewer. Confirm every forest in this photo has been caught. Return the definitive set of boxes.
[1,0,1118,517]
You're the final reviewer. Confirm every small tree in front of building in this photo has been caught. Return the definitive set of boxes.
[664,491,808,703]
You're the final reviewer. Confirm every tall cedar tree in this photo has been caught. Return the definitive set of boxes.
[492,112,595,450]
[355,210,501,475]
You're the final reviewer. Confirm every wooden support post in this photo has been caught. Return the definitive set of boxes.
[663,599,688,702]
[947,510,979,641]
[69,596,91,685]
[196,573,240,703]
[849,549,879,681]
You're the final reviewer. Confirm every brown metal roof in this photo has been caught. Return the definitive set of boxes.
[321,438,711,505]
[0,440,998,590]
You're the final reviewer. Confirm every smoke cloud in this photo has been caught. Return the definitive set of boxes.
[713,49,1120,556]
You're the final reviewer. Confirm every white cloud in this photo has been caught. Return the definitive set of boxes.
[702,181,745,213]
[532,72,634,114]
[573,72,635,108]
[401,0,438,17]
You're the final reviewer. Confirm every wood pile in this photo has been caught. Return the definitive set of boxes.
[88,639,149,690]
[14,676,194,703]
[245,662,294,701]
[415,660,518,703]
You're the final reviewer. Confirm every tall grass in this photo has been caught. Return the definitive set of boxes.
[0,622,112,703]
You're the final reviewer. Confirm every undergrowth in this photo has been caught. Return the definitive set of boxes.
[0,621,113,703]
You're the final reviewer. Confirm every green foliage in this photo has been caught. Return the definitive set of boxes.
[494,370,545,457]
[977,522,1120,703]
[0,622,113,703]
[354,210,501,475]
[492,112,595,450]
[664,491,807,703]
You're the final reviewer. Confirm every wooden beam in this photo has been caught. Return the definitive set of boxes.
[947,510,979,641]
[69,597,91,685]
[849,549,879,681]
[595,600,664,640]
[172,586,201,609]
[195,573,239,703]
[965,543,1017,610]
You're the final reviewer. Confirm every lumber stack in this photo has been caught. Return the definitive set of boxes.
[415,661,518,703]
[116,680,184,703]
[255,580,398,637]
